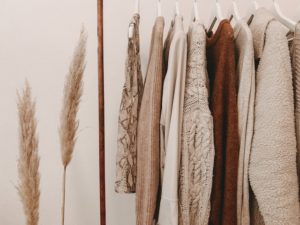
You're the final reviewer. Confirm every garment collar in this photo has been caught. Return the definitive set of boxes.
[250,8,276,59]
[174,15,184,31]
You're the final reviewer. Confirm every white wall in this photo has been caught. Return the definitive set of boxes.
[104,0,300,225]
[0,0,99,224]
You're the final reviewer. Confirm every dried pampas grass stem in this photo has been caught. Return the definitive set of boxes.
[17,81,40,225]
[60,27,87,225]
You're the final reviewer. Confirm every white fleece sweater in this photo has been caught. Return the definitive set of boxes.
[249,8,300,225]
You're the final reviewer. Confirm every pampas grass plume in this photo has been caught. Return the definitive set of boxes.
[59,27,87,225]
[17,81,40,225]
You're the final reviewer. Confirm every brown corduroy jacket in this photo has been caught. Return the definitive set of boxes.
[206,20,239,225]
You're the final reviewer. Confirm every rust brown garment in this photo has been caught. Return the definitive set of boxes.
[136,17,164,225]
[206,20,239,225]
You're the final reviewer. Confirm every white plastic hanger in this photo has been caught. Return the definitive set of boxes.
[208,0,224,33]
[272,0,296,31]
[157,0,162,17]
[215,0,224,20]
[128,0,140,38]
[175,0,180,16]
[134,0,140,14]
[247,0,260,25]
[253,1,259,11]
[193,0,200,21]
[248,1,260,15]
[229,0,241,22]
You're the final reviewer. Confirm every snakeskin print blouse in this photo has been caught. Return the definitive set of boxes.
[115,14,143,193]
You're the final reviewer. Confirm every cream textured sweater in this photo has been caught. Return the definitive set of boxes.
[234,20,255,225]
[178,22,214,225]
[158,15,187,225]
[249,9,300,225]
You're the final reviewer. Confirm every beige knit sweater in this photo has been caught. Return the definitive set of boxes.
[158,15,187,225]
[234,20,255,225]
[178,22,214,225]
[249,8,300,225]
[136,17,164,225]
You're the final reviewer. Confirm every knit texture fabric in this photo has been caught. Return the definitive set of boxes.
[178,22,214,225]
[158,16,187,225]
[136,17,164,225]
[249,8,300,225]
[234,20,256,225]
[115,14,144,193]
[291,22,300,197]
[206,20,239,225]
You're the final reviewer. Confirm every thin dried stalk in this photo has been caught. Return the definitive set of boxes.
[60,27,87,225]
[17,81,40,225]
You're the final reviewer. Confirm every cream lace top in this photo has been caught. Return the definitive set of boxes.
[178,22,215,225]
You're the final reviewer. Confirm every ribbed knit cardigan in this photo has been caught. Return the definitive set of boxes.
[158,16,187,225]
[136,17,164,225]
[292,22,300,196]
[206,20,239,225]
[234,20,255,225]
[249,8,300,225]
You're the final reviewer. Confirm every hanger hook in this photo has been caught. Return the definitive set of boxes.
[134,0,140,14]
[175,0,180,15]
[157,0,162,17]
[193,0,199,21]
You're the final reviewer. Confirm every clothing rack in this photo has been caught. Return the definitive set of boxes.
[109,1,300,225]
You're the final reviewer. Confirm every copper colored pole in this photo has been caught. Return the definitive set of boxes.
[98,0,106,224]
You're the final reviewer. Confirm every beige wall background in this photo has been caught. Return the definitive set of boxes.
[104,0,300,225]
[0,0,99,224]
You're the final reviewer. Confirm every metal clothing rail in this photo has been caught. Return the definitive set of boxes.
[97,0,105,224]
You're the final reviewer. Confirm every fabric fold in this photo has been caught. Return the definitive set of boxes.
[291,22,300,198]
